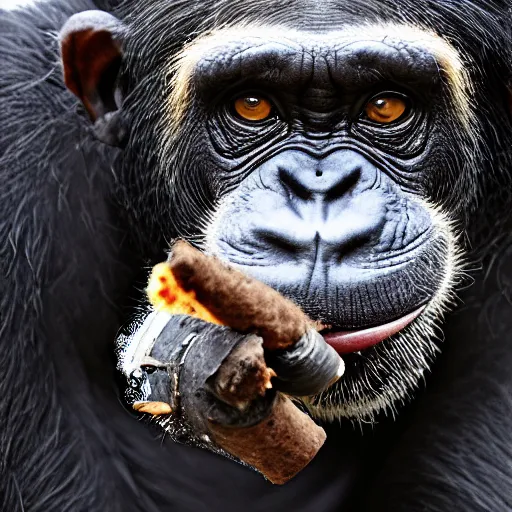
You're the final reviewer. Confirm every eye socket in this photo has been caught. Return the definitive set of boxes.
[364,94,409,124]
[233,95,273,122]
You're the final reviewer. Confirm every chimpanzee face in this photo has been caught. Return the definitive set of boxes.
[152,25,470,420]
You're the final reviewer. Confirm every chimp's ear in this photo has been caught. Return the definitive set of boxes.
[60,11,128,147]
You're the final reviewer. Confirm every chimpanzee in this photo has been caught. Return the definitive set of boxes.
[1,0,512,511]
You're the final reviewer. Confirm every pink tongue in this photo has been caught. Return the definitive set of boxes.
[323,307,424,355]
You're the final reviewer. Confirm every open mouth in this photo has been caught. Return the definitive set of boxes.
[322,306,425,354]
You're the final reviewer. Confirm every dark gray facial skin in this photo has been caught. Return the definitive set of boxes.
[143,27,467,421]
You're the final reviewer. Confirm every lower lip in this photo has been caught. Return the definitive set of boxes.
[323,307,425,355]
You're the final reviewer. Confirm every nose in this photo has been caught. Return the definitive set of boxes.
[278,152,361,202]
[255,150,386,260]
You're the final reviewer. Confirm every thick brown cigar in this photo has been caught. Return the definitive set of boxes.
[148,240,312,350]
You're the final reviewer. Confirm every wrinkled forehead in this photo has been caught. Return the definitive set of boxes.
[179,24,463,85]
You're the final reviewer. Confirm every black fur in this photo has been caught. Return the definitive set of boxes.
[1,1,511,511]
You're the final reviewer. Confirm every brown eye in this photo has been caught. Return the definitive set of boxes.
[234,96,272,121]
[365,95,408,124]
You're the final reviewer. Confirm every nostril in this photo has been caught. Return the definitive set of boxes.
[279,167,312,200]
[316,170,323,177]
[325,166,361,202]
